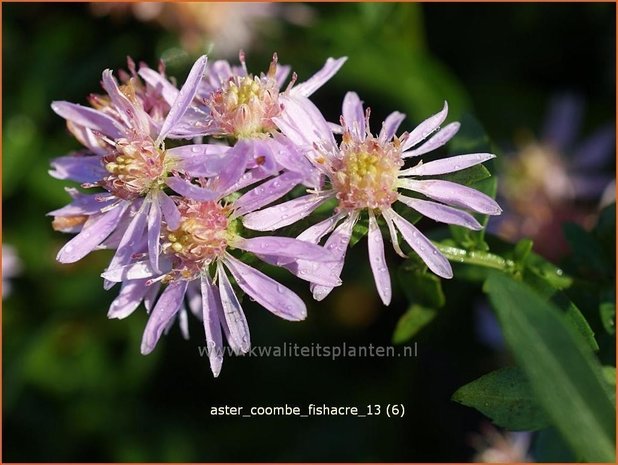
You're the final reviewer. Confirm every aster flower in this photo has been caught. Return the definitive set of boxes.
[151,53,347,202]
[101,184,340,377]
[243,92,501,305]
[49,55,223,273]
[495,94,615,259]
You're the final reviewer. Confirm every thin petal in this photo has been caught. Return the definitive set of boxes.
[158,192,181,231]
[48,191,112,217]
[107,279,149,319]
[398,195,482,230]
[379,111,406,142]
[402,122,460,158]
[385,209,452,279]
[236,236,337,262]
[311,213,357,301]
[101,69,142,130]
[165,177,219,201]
[224,254,306,321]
[296,213,345,243]
[259,254,342,287]
[399,179,502,215]
[400,153,495,176]
[217,262,251,353]
[138,66,179,105]
[274,95,336,150]
[51,101,123,139]
[101,260,158,282]
[368,212,391,305]
[166,144,230,177]
[241,193,330,231]
[49,155,106,183]
[144,281,161,312]
[140,280,188,354]
[290,57,347,98]
[108,200,148,270]
[56,203,127,263]
[342,92,365,139]
[402,101,449,151]
[157,55,208,143]
[234,171,302,217]
[201,277,224,377]
[147,196,162,273]
[383,212,406,258]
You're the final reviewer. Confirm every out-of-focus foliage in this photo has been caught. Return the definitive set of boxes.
[3,3,615,462]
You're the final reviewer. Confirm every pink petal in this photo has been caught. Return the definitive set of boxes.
[49,155,106,183]
[400,153,495,176]
[157,55,208,143]
[101,260,158,282]
[399,179,502,215]
[56,203,127,263]
[402,122,460,158]
[241,193,330,231]
[234,171,302,217]
[147,196,162,273]
[167,144,231,177]
[274,95,336,150]
[398,195,482,230]
[296,213,345,243]
[51,101,123,139]
[201,277,224,377]
[165,177,220,201]
[223,255,306,321]
[290,57,347,97]
[368,213,391,305]
[385,209,453,279]
[138,66,179,105]
[140,280,188,354]
[379,111,406,142]
[236,236,337,262]
[107,279,149,319]
[402,101,449,151]
[158,192,181,231]
[216,262,251,353]
[48,191,112,217]
[108,199,148,270]
[311,213,357,301]
[342,92,365,139]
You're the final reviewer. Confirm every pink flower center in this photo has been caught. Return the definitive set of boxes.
[163,200,233,277]
[207,72,281,139]
[102,137,167,200]
[332,135,403,211]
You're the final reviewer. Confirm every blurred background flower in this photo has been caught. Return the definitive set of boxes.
[3,2,615,462]
[493,94,615,260]
[2,244,22,298]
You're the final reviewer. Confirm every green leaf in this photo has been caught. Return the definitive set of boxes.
[600,301,616,335]
[452,366,549,431]
[563,222,610,276]
[533,427,576,462]
[392,305,437,344]
[447,112,492,153]
[397,266,445,308]
[602,366,616,406]
[485,272,616,462]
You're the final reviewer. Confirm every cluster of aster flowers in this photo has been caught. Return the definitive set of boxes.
[50,52,501,376]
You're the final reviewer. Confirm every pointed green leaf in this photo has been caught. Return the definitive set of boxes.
[392,304,437,344]
[452,367,549,431]
[485,272,616,462]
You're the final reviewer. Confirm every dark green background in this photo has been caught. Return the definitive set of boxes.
[3,3,615,462]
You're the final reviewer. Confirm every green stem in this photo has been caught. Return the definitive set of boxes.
[436,244,517,272]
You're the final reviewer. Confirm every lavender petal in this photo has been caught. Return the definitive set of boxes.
[402,101,449,151]
[398,195,482,230]
[290,57,347,98]
[400,153,495,176]
[201,276,224,377]
[216,262,251,353]
[368,213,391,305]
[51,101,123,139]
[49,155,106,183]
[107,279,149,319]
[402,122,460,158]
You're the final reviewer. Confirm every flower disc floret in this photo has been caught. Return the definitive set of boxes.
[207,70,281,139]
[163,199,234,277]
[102,137,168,200]
[332,135,403,211]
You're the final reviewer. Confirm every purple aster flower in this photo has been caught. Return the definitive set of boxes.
[102,193,340,377]
[243,92,501,305]
[156,53,347,202]
[49,56,216,273]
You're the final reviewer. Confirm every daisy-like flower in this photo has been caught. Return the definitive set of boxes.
[49,55,223,273]
[101,185,340,377]
[243,92,502,305]
[155,53,347,203]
